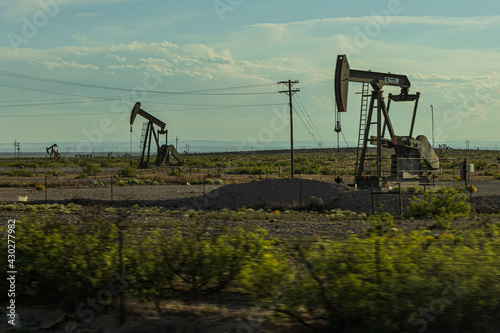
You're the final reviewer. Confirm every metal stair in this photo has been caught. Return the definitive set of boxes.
[139,122,148,149]
[354,83,370,178]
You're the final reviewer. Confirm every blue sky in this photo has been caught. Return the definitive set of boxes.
[0,0,499,152]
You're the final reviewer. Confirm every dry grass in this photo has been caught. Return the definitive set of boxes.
[0,180,25,187]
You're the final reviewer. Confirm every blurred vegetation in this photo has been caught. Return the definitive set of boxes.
[1,204,500,331]
[407,187,472,221]
[242,229,500,332]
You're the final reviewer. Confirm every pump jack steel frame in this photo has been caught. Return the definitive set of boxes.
[130,102,184,169]
[334,55,439,188]
[46,144,61,160]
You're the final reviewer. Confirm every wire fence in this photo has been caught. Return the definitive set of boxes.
[0,175,222,204]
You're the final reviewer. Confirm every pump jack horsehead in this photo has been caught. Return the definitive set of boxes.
[334,54,439,188]
[130,102,184,169]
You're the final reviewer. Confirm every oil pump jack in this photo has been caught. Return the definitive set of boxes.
[334,54,439,188]
[130,102,184,169]
[46,144,61,159]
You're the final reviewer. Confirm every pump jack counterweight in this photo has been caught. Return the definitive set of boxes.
[130,102,184,169]
[334,55,439,188]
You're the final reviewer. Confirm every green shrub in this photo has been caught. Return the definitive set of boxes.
[100,160,112,168]
[35,184,45,191]
[10,169,33,177]
[433,215,452,229]
[214,179,224,185]
[368,212,394,234]
[168,168,182,176]
[126,179,143,185]
[117,167,136,178]
[204,179,214,185]
[473,159,489,170]
[406,186,421,194]
[81,161,102,175]
[406,186,471,219]
[127,225,271,298]
[319,166,337,175]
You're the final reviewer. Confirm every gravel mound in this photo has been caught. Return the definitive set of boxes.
[200,178,419,214]
[203,178,354,210]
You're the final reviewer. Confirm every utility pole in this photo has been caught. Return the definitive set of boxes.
[175,136,179,151]
[278,80,300,178]
[13,140,20,160]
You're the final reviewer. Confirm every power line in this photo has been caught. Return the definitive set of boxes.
[294,94,324,144]
[0,83,285,110]
[292,101,318,142]
[292,96,323,146]
[0,103,288,118]
[0,70,277,95]
[0,82,119,99]
[292,105,320,145]
[341,131,357,154]
[0,97,120,108]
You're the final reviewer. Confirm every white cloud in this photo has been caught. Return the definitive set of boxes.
[0,20,498,144]
[106,53,127,63]
[249,15,500,31]
[31,58,99,70]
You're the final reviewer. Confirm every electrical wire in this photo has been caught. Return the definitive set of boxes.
[0,82,120,100]
[0,70,277,95]
[341,131,357,154]
[289,95,321,144]
[0,103,288,118]
[294,94,324,144]
[0,83,286,111]
[293,100,319,144]
[292,105,320,145]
